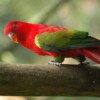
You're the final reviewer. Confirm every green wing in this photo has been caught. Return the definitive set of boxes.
[35,30,100,52]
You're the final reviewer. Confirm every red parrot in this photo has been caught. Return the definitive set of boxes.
[4,21,100,65]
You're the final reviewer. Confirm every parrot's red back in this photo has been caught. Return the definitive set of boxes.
[4,20,66,35]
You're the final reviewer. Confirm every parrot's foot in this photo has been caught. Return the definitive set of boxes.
[80,62,90,65]
[48,61,61,66]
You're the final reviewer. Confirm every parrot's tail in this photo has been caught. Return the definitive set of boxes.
[83,47,100,63]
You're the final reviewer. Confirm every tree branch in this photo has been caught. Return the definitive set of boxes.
[0,63,100,96]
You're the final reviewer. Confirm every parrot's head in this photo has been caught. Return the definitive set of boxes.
[4,20,31,43]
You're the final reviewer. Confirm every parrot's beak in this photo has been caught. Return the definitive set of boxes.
[8,32,18,43]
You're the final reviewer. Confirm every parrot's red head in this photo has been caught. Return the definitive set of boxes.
[4,21,19,43]
[4,21,31,43]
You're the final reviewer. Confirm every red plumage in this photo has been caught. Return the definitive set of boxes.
[83,47,100,63]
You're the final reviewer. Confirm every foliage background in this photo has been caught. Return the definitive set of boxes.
[0,0,100,99]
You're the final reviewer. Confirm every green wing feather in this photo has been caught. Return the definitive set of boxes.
[35,30,100,52]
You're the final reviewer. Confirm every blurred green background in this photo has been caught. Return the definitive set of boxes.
[0,0,100,99]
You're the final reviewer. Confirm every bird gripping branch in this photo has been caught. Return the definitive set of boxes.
[4,21,100,65]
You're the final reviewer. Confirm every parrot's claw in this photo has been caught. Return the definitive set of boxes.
[80,62,90,65]
[48,61,61,66]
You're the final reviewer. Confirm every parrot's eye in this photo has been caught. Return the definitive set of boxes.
[12,23,16,29]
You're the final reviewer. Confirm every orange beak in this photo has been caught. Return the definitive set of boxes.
[8,32,18,43]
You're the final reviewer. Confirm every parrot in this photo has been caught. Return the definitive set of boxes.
[4,21,100,66]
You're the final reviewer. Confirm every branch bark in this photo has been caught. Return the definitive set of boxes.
[0,63,100,96]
